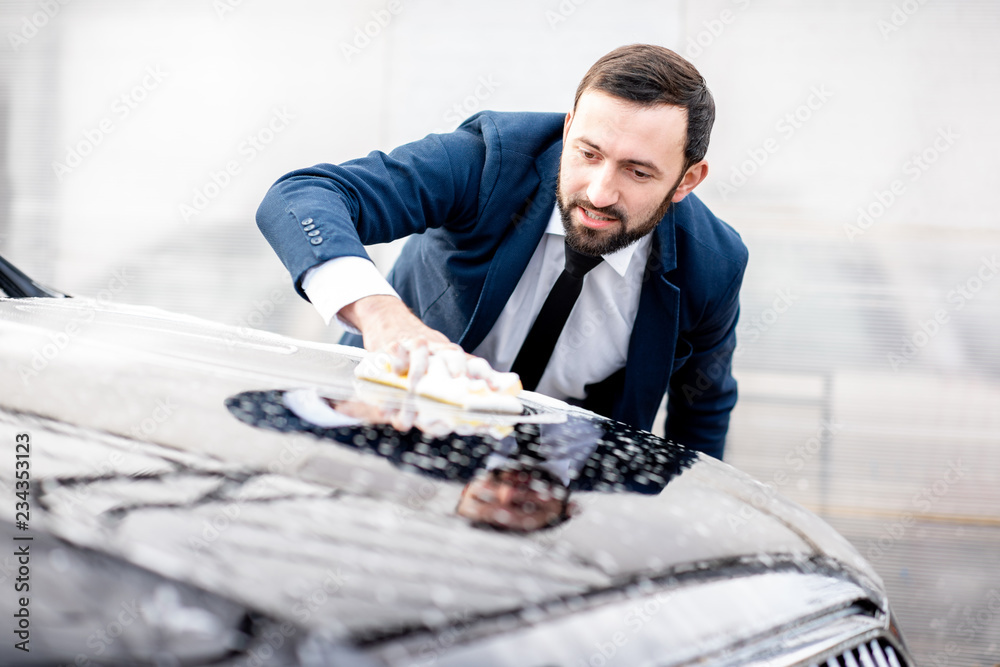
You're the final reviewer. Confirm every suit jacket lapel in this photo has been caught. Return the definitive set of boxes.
[615,206,681,429]
[459,141,562,351]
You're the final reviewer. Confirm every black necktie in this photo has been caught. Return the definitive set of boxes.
[510,242,603,391]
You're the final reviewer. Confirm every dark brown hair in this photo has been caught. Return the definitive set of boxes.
[573,44,715,169]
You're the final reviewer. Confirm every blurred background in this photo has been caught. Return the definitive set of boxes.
[1,0,997,663]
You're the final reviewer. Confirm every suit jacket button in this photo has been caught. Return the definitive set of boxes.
[301,217,314,226]
[310,237,323,245]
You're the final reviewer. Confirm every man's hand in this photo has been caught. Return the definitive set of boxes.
[340,294,452,354]
[340,295,518,393]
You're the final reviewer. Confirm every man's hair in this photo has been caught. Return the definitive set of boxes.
[573,44,715,169]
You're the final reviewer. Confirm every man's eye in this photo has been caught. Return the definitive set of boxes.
[632,169,651,180]
[581,150,596,160]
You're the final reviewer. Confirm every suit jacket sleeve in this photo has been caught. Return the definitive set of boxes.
[664,260,746,460]
[255,124,487,299]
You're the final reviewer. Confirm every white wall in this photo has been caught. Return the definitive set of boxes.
[688,0,999,231]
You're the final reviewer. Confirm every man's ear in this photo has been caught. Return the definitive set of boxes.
[671,160,709,202]
[563,110,574,143]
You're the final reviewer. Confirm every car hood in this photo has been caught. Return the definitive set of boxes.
[0,298,888,663]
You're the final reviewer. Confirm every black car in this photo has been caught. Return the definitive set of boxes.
[0,255,912,666]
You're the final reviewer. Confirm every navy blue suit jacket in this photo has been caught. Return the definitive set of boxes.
[256,111,748,458]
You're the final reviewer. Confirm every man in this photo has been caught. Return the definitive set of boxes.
[256,44,748,459]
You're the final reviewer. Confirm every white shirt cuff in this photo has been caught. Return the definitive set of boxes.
[301,256,400,332]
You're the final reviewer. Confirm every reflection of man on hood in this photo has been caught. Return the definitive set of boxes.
[225,389,697,532]
[456,419,602,532]
[456,464,574,533]
[456,417,701,532]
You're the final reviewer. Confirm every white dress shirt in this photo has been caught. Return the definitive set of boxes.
[302,205,652,403]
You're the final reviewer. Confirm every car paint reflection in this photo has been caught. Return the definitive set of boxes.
[225,389,697,533]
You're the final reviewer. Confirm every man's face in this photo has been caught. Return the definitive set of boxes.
[456,467,571,532]
[557,89,706,256]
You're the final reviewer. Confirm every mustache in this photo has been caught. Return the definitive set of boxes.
[565,196,627,223]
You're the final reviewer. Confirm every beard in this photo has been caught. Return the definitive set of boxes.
[556,169,682,257]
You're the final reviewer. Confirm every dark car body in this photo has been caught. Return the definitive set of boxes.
[0,259,912,666]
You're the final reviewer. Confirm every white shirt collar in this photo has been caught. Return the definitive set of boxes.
[544,205,652,278]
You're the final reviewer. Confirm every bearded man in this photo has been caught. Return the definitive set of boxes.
[256,44,748,459]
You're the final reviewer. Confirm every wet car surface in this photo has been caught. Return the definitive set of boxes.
[0,286,913,666]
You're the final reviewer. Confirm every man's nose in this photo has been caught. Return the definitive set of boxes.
[496,482,517,507]
[586,165,619,209]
